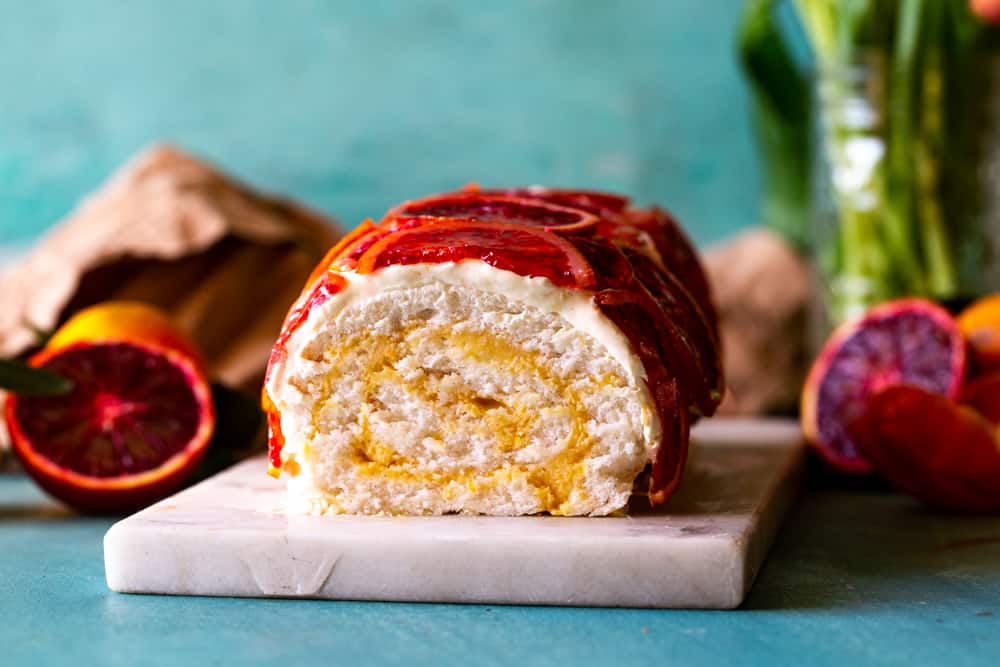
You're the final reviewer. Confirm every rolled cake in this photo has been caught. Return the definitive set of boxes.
[263,188,722,516]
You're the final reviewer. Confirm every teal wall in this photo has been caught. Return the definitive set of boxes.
[0,0,759,246]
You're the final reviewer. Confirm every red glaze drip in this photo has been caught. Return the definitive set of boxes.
[263,390,285,472]
[262,188,721,504]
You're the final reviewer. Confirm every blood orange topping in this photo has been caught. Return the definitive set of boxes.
[356,220,597,288]
[626,208,714,320]
[387,193,598,233]
[304,219,377,287]
[470,187,630,217]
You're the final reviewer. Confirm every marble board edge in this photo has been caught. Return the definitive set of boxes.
[104,418,805,609]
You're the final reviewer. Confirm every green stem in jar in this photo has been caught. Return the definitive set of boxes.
[914,23,958,297]
[738,0,813,249]
[881,0,926,295]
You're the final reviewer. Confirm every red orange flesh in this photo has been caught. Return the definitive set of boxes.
[4,302,214,513]
[801,299,966,474]
[852,385,1000,512]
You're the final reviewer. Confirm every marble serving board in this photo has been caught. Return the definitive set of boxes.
[104,418,804,609]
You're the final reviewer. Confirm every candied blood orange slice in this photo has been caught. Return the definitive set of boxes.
[569,237,635,290]
[624,207,713,317]
[306,219,377,280]
[385,193,599,232]
[801,299,966,474]
[597,288,712,417]
[4,302,215,513]
[593,294,690,504]
[328,219,426,271]
[473,187,630,217]
[852,385,1000,512]
[623,247,723,412]
[356,220,596,288]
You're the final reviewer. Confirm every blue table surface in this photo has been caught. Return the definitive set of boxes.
[2,473,998,667]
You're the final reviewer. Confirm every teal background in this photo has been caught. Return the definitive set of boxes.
[0,0,759,247]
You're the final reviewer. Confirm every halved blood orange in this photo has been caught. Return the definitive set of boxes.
[852,385,1000,512]
[4,302,215,513]
[801,299,966,474]
[385,193,599,233]
[355,220,596,288]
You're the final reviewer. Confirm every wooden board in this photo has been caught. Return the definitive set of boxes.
[104,418,803,609]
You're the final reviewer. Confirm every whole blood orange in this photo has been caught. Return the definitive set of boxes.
[4,302,215,513]
[957,294,1000,372]
[801,299,966,474]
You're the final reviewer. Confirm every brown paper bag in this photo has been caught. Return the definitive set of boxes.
[0,144,341,464]
[703,228,811,416]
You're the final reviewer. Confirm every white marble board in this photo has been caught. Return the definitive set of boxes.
[104,418,804,609]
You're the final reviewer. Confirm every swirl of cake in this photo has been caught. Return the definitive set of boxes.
[263,187,722,516]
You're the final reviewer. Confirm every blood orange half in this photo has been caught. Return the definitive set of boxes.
[801,299,965,474]
[4,302,215,513]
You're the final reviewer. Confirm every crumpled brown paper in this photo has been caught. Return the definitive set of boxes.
[0,144,341,467]
[703,228,812,416]
[0,144,340,389]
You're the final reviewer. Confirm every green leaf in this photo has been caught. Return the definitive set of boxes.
[0,359,73,396]
[738,0,810,125]
[738,0,813,248]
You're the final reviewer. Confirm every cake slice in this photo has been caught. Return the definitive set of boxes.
[263,188,722,516]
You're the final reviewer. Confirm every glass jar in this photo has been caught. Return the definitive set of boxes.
[812,51,1000,330]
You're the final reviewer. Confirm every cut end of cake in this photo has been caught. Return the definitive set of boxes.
[265,262,659,516]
